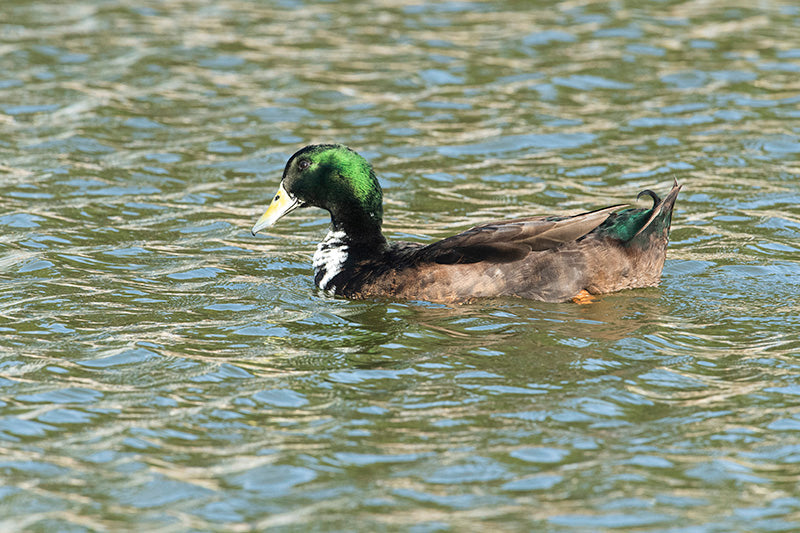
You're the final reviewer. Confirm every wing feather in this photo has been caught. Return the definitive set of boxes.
[415,204,625,265]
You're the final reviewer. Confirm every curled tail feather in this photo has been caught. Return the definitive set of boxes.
[632,179,682,238]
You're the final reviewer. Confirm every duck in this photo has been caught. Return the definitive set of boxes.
[251,144,681,303]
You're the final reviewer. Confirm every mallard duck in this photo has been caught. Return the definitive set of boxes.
[252,144,681,303]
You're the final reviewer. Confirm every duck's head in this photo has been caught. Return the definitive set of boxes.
[252,144,383,236]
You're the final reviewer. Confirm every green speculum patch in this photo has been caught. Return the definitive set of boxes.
[599,208,652,242]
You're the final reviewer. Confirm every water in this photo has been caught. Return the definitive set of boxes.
[2,0,800,531]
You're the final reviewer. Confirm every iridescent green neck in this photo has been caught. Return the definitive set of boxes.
[315,145,383,226]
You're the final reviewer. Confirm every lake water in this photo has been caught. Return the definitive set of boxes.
[2,1,800,531]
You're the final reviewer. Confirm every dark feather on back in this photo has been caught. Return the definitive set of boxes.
[416,205,624,265]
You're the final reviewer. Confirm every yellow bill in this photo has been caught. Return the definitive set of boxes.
[251,182,301,235]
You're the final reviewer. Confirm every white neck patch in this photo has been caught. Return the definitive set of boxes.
[313,230,349,291]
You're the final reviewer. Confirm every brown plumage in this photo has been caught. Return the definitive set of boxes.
[252,144,682,303]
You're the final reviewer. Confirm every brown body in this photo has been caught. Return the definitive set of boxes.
[328,183,681,303]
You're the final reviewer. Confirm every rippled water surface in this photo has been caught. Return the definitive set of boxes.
[2,0,800,531]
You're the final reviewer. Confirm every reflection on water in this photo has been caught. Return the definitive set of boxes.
[2,0,800,530]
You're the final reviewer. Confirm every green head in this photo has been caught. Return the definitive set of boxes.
[252,144,384,237]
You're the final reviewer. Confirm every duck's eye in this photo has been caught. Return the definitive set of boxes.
[298,159,311,170]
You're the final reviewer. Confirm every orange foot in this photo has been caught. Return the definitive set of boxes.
[571,289,596,304]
